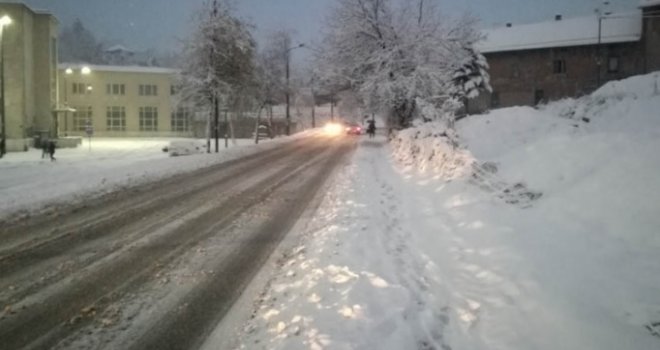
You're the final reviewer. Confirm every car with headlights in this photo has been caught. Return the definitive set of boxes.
[344,122,363,135]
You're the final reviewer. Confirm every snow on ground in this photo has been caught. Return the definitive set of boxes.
[234,72,660,349]
[0,135,306,221]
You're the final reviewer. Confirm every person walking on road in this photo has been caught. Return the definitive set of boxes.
[47,140,56,161]
[367,119,376,138]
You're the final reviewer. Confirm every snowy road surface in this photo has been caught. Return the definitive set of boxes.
[0,134,355,349]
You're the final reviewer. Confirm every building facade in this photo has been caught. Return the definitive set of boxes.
[0,2,58,152]
[472,1,660,112]
[59,64,194,138]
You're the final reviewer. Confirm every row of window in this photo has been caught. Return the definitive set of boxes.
[69,83,164,96]
[72,106,192,132]
[508,57,621,77]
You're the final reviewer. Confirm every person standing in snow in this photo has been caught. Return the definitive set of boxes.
[47,140,56,161]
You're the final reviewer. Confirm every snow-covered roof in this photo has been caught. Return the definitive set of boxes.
[59,63,179,75]
[105,45,135,53]
[478,12,642,54]
[640,0,660,8]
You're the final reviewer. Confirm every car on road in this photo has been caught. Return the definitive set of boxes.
[344,122,363,135]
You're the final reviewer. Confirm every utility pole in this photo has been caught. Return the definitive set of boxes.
[224,109,228,148]
[285,43,304,136]
[330,94,334,121]
[214,95,219,153]
[595,1,611,87]
[285,52,290,135]
[310,75,316,128]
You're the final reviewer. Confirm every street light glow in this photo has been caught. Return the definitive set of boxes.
[65,68,73,75]
[0,15,11,27]
[81,66,91,75]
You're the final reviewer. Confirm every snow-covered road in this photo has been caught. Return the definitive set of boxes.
[0,134,355,349]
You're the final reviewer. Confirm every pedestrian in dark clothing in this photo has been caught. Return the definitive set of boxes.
[367,119,376,138]
[41,138,49,159]
[47,140,56,161]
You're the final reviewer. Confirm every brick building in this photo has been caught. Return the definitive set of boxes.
[471,0,660,112]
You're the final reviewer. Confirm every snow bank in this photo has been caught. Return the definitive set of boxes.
[390,121,475,180]
[167,139,207,156]
[448,71,660,347]
[230,73,660,350]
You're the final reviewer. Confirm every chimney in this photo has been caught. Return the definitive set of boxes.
[506,23,512,27]
[555,14,562,21]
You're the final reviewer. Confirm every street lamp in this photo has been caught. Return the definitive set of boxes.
[285,43,304,136]
[595,1,611,87]
[62,66,92,136]
[63,68,73,135]
[0,15,11,158]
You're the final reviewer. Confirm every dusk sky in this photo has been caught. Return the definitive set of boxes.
[8,0,639,55]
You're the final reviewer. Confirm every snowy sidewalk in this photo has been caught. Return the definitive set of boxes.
[237,135,456,349]
[237,130,660,349]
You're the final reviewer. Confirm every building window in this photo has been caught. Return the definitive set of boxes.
[106,83,126,95]
[139,84,158,96]
[139,107,159,131]
[511,63,520,78]
[553,59,566,74]
[73,106,93,131]
[491,92,500,108]
[107,106,126,131]
[608,56,620,73]
[171,107,191,132]
[72,83,92,95]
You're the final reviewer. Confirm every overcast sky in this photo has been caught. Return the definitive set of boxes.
[8,0,639,54]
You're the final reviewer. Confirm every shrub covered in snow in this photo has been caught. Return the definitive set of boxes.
[390,121,475,180]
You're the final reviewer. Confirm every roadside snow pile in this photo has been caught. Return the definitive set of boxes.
[390,121,475,180]
[459,72,660,246]
[166,140,208,156]
[391,119,543,206]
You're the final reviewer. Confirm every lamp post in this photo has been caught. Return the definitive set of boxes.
[0,15,12,158]
[285,43,304,136]
[63,68,73,135]
[62,66,91,137]
[595,1,611,87]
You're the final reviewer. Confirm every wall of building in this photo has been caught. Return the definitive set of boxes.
[478,6,660,113]
[485,42,644,109]
[33,13,58,136]
[0,3,57,151]
[60,67,194,138]
[644,5,660,71]
[2,4,30,150]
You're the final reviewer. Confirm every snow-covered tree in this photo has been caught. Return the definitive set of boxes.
[317,0,484,129]
[179,0,256,107]
[59,19,105,64]
[177,0,257,145]
[450,46,492,101]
